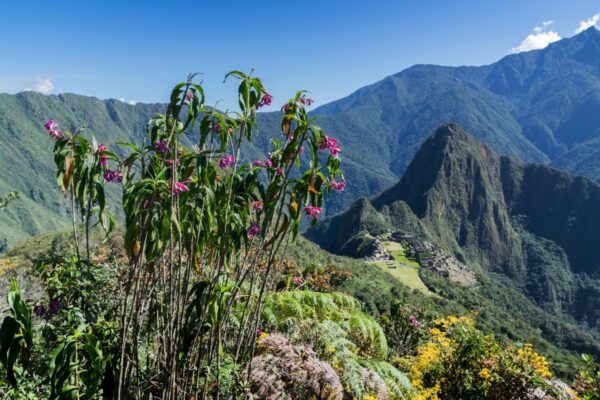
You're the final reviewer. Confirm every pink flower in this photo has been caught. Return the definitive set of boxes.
[97,144,108,153]
[252,160,263,167]
[154,139,169,153]
[275,167,283,176]
[281,103,290,113]
[213,123,222,132]
[330,144,341,157]
[298,95,314,106]
[252,200,263,211]
[264,159,273,168]
[171,181,189,196]
[164,158,181,166]
[104,169,122,183]
[293,276,304,285]
[99,154,109,166]
[185,91,194,103]
[298,146,305,155]
[408,315,420,327]
[44,120,58,130]
[48,130,64,141]
[304,205,323,221]
[257,92,272,109]
[319,137,341,157]
[247,223,260,238]
[227,127,234,135]
[141,199,151,208]
[219,155,235,169]
[330,180,346,191]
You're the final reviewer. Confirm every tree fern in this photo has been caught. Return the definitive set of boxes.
[364,360,416,400]
[260,291,416,399]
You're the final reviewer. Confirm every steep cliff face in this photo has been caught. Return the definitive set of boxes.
[306,124,600,327]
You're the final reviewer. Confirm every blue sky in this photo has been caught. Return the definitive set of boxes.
[1,0,599,108]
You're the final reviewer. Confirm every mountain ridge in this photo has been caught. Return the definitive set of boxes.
[5,28,600,244]
[306,124,600,331]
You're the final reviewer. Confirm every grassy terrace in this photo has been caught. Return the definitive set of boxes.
[370,241,432,295]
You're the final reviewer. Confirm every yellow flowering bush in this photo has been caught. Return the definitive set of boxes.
[403,315,566,400]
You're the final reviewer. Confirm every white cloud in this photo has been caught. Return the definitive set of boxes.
[118,97,138,105]
[510,21,561,54]
[575,13,600,34]
[24,77,54,94]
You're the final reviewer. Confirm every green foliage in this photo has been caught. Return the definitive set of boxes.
[405,316,568,400]
[382,301,428,357]
[0,191,18,210]
[261,290,416,399]
[0,278,33,388]
[574,354,600,399]
[48,323,109,400]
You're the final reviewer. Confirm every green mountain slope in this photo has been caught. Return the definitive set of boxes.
[0,92,164,244]
[306,124,600,360]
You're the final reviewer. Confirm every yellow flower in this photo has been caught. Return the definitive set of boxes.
[479,368,491,380]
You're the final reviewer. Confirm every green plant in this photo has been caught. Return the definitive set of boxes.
[0,191,18,210]
[49,323,109,399]
[51,122,116,265]
[573,354,600,400]
[261,290,416,399]
[406,315,568,400]
[37,71,344,399]
[382,300,428,357]
[0,278,33,387]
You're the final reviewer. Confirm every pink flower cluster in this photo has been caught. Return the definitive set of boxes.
[304,205,323,221]
[329,180,345,191]
[185,91,194,103]
[408,315,421,327]
[104,169,122,183]
[257,92,272,109]
[44,120,64,140]
[247,223,261,238]
[253,159,273,168]
[293,276,304,285]
[252,200,263,211]
[171,181,189,196]
[298,95,313,106]
[320,137,341,157]
[97,143,109,166]
[280,95,313,113]
[154,139,169,153]
[219,155,235,169]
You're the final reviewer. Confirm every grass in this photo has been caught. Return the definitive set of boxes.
[371,260,432,295]
[382,241,420,267]
[369,241,432,295]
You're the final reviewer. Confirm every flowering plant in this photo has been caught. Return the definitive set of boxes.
[35,71,344,398]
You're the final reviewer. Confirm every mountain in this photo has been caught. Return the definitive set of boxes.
[303,26,600,211]
[0,91,164,245]
[5,27,600,245]
[306,124,600,348]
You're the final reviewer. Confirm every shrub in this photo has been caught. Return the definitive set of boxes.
[403,315,570,400]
